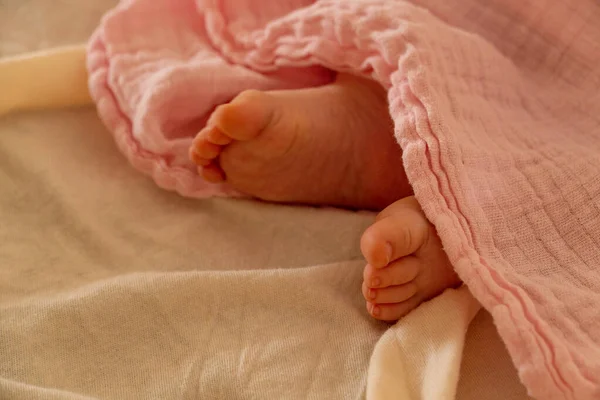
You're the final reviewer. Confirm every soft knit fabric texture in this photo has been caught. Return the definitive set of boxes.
[87,1,600,399]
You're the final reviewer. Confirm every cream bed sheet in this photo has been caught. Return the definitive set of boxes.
[0,1,530,399]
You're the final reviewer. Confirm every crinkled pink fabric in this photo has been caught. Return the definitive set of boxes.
[87,0,600,399]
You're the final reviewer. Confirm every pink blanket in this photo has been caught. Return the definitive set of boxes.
[87,0,600,399]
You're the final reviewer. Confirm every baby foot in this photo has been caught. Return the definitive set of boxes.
[360,196,462,321]
[189,74,412,210]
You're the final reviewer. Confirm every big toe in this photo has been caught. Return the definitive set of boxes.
[210,89,277,141]
[360,197,429,268]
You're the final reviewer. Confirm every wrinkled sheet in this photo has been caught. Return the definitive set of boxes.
[88,1,600,398]
[1,1,529,399]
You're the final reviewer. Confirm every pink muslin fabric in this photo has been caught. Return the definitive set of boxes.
[87,1,600,399]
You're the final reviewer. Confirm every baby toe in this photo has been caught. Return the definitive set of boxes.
[191,127,225,165]
[361,199,429,269]
[360,225,393,269]
[201,162,226,183]
[195,138,222,160]
[212,90,275,141]
[367,296,422,321]
[364,282,418,304]
[363,256,420,289]
[206,126,232,145]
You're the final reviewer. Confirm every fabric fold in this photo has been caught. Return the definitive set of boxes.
[367,287,481,400]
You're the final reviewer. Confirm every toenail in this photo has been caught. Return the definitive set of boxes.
[368,289,377,300]
[385,242,393,265]
[371,304,380,317]
[371,277,381,287]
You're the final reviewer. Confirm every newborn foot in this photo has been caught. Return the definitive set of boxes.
[361,196,462,321]
[189,74,411,210]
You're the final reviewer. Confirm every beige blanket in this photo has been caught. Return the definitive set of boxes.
[0,1,530,399]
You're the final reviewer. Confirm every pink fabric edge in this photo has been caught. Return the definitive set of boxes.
[86,29,241,199]
[389,59,586,400]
